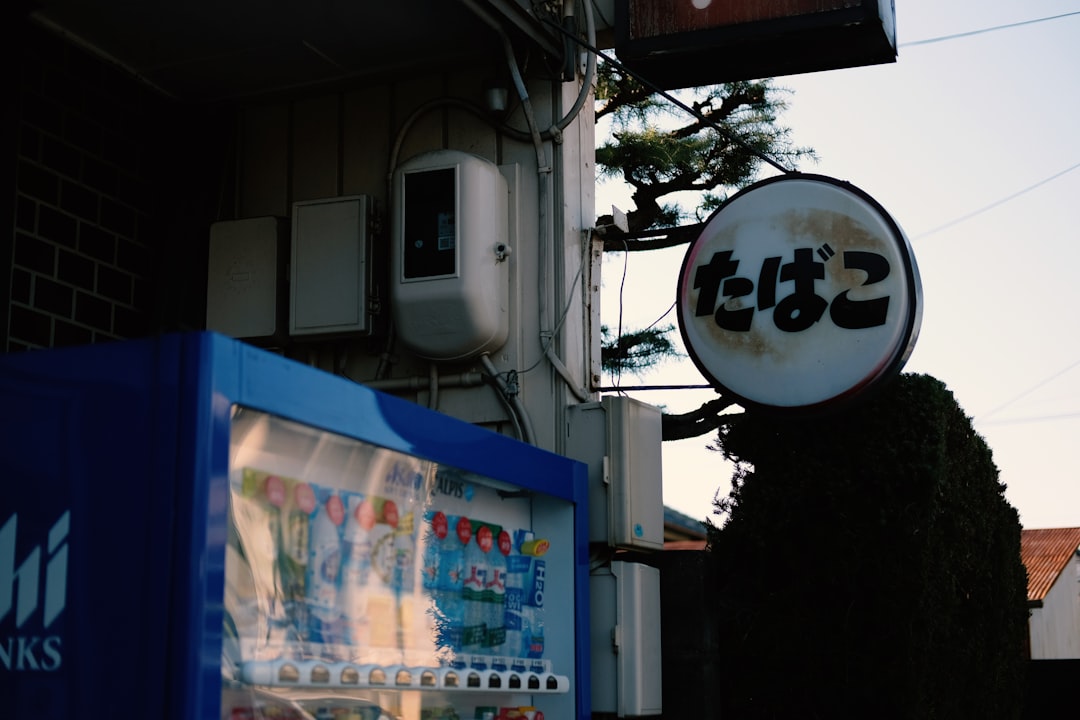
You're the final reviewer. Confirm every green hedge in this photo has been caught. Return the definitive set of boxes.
[706,374,1029,719]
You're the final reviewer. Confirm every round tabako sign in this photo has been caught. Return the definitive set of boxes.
[677,174,922,413]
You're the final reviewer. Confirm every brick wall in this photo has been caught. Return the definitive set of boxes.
[8,22,159,351]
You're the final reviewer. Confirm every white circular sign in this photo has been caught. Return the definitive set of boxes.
[677,174,922,413]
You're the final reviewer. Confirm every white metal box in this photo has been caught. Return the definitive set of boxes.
[206,216,285,341]
[390,150,510,361]
[290,195,372,337]
[567,396,664,550]
[606,396,664,550]
[589,560,663,717]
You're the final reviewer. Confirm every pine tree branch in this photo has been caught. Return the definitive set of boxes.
[661,397,740,441]
[597,222,705,252]
[597,84,653,120]
[670,85,767,140]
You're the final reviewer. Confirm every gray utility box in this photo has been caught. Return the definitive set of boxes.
[567,396,664,551]
[206,216,288,342]
[590,560,663,717]
[290,195,373,338]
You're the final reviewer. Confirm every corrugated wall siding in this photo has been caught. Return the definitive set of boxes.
[1029,555,1080,659]
[235,78,506,227]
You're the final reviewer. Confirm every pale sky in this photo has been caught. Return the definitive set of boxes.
[597,0,1080,531]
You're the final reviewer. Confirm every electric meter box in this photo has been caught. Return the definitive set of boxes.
[391,149,510,361]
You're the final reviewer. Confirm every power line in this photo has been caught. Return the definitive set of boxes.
[912,161,1080,240]
[978,411,1080,427]
[977,357,1080,422]
[598,383,714,392]
[644,300,676,333]
[900,11,1080,47]
[545,18,794,175]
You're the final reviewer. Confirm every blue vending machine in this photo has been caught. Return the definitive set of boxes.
[0,332,589,720]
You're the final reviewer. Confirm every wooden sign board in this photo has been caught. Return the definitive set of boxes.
[615,0,896,89]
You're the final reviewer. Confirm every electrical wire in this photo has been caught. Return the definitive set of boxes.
[480,353,536,444]
[900,11,1080,47]
[978,411,1080,427]
[605,246,682,391]
[977,357,1080,423]
[491,7,591,404]
[611,237,630,389]
[480,365,528,441]
[474,0,598,144]
[913,161,1080,240]
[519,228,593,377]
[542,17,794,176]
[643,300,676,333]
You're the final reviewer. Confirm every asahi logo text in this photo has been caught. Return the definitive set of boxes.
[0,511,69,672]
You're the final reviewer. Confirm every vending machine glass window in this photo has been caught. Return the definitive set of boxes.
[222,406,579,720]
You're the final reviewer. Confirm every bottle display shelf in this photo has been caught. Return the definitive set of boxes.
[240,660,570,694]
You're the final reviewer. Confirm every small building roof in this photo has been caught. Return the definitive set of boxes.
[1020,527,1080,603]
[664,539,708,551]
[664,506,708,539]
[663,506,709,550]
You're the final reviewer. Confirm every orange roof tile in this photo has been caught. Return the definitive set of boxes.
[1020,527,1080,603]
[664,539,707,551]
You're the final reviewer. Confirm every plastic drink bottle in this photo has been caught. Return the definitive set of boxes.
[387,459,424,597]
[391,512,416,596]
[420,510,447,634]
[365,498,401,664]
[339,493,376,649]
[484,530,510,655]
[503,530,532,661]
[280,481,316,641]
[422,511,468,660]
[420,510,447,596]
[522,557,546,658]
[257,472,287,635]
[306,487,345,648]
[442,515,470,661]
[461,523,492,654]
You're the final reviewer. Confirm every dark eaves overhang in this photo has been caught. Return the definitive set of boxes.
[26,0,564,103]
